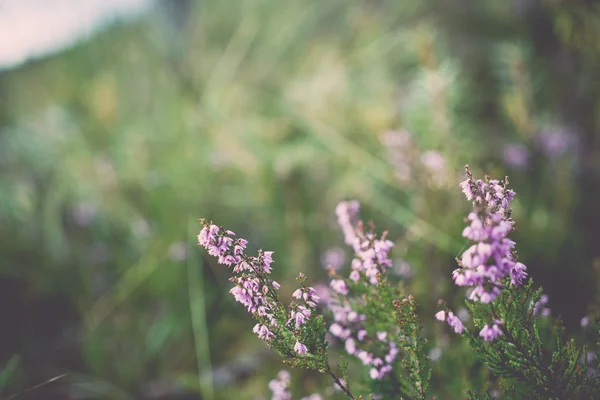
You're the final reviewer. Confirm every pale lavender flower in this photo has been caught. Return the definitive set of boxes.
[312,284,331,305]
[357,329,367,341]
[345,338,357,354]
[288,306,312,328]
[532,294,550,317]
[393,259,414,279]
[335,200,360,246]
[301,395,323,400]
[72,203,96,226]
[536,128,576,159]
[330,279,349,295]
[294,341,308,355]
[168,242,187,261]
[269,370,292,400]
[581,316,590,328]
[457,307,470,322]
[349,270,360,282]
[428,347,442,362]
[480,323,503,342]
[435,310,446,321]
[446,311,465,334]
[253,324,275,341]
[421,150,446,172]
[503,144,529,169]
[321,247,346,270]
[381,129,411,148]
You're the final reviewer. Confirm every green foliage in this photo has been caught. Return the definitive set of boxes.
[465,280,600,399]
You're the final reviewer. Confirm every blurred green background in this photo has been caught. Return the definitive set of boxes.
[1,0,600,398]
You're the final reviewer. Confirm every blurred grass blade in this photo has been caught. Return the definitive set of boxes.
[86,240,165,330]
[0,355,20,395]
[188,219,214,400]
[279,102,461,253]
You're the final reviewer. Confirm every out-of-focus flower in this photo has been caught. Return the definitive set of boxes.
[503,144,529,169]
[132,218,151,237]
[532,294,551,317]
[321,247,346,270]
[535,128,579,160]
[168,242,187,261]
[393,259,414,279]
[428,347,442,361]
[72,203,96,226]
[480,322,503,342]
[421,150,445,172]
[268,370,292,400]
[301,394,323,400]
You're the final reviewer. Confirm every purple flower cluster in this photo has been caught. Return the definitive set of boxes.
[328,201,399,380]
[479,321,503,342]
[456,176,527,294]
[531,294,551,317]
[435,310,464,334]
[268,370,292,400]
[198,221,317,354]
[329,297,398,380]
[268,370,323,400]
[335,201,394,285]
[443,167,528,341]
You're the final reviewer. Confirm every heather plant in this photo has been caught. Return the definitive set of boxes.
[199,166,600,399]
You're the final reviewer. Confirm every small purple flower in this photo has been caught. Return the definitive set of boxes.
[503,144,530,169]
[301,394,323,400]
[357,329,367,341]
[335,201,360,246]
[532,294,550,317]
[345,338,357,354]
[421,150,446,172]
[536,128,577,160]
[253,324,275,341]
[446,311,465,334]
[321,248,346,270]
[294,341,308,355]
[349,270,360,282]
[358,350,373,365]
[330,279,349,295]
[581,316,590,328]
[479,323,503,342]
[269,370,292,400]
[435,310,446,321]
[459,179,475,201]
